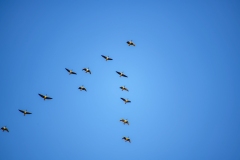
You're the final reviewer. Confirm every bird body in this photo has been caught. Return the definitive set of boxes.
[1,126,9,132]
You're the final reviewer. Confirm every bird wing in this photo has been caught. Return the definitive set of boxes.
[121,98,126,101]
[38,94,44,98]
[125,88,129,91]
[71,71,77,74]
[46,96,52,99]
[26,111,32,114]
[116,71,120,75]
[101,55,106,59]
[127,100,131,103]
[19,109,24,113]
[65,68,70,72]
[6,128,9,132]
[120,86,123,89]
[89,70,91,74]
[122,74,128,77]
[108,58,113,60]
[82,68,86,71]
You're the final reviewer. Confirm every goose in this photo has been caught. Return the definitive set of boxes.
[122,137,131,143]
[126,40,135,46]
[120,119,129,125]
[116,71,128,78]
[78,85,87,92]
[120,86,129,92]
[38,94,53,100]
[120,98,131,104]
[101,55,113,61]
[65,68,77,75]
[1,126,9,132]
[82,68,91,74]
[19,109,32,116]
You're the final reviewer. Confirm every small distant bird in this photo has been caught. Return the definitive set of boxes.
[101,55,113,61]
[1,126,9,132]
[120,119,129,125]
[120,98,131,104]
[82,68,91,74]
[78,85,87,92]
[18,109,32,116]
[116,71,128,78]
[65,68,77,75]
[126,40,135,46]
[120,86,129,92]
[38,94,53,100]
[122,137,131,143]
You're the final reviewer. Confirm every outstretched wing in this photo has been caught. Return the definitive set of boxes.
[89,70,91,74]
[26,111,32,114]
[116,71,121,75]
[108,57,113,60]
[121,98,126,101]
[46,96,52,99]
[101,55,107,59]
[19,109,24,113]
[127,100,131,103]
[82,68,86,71]
[122,74,128,77]
[38,94,44,98]
[71,71,77,75]
[125,88,129,91]
[65,68,70,72]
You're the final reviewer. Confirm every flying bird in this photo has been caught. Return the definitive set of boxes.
[101,55,113,61]
[78,85,87,92]
[19,109,32,116]
[38,94,53,100]
[82,68,91,74]
[122,137,131,143]
[120,86,129,92]
[65,68,77,75]
[116,71,128,78]
[120,119,129,125]
[126,40,135,46]
[120,98,131,104]
[1,126,9,132]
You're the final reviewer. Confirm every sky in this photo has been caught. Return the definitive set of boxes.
[0,1,240,160]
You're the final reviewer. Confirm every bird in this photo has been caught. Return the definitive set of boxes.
[120,86,129,92]
[18,109,32,116]
[126,40,135,46]
[122,137,131,143]
[120,119,129,125]
[1,126,9,132]
[120,98,131,104]
[82,68,91,74]
[116,71,128,78]
[65,68,77,75]
[101,55,113,61]
[78,85,87,92]
[38,94,53,100]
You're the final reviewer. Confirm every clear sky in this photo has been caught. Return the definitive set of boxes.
[0,1,240,160]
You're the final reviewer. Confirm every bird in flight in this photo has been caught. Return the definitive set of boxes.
[38,94,53,100]
[18,109,32,116]
[116,71,128,78]
[120,98,131,104]
[65,68,77,75]
[120,119,129,125]
[101,55,113,61]
[120,86,129,92]
[1,126,9,132]
[122,137,131,143]
[78,85,87,92]
[82,68,91,74]
[126,40,135,46]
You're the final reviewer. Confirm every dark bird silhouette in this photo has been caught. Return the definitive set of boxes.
[1,126,9,132]
[122,137,131,143]
[82,68,91,74]
[65,68,77,75]
[38,94,53,100]
[78,85,87,92]
[126,40,135,46]
[120,98,131,104]
[19,109,32,116]
[116,71,128,78]
[101,55,113,61]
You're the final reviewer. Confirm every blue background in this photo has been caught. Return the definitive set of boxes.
[0,1,240,160]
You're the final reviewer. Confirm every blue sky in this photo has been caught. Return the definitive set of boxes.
[0,1,240,160]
